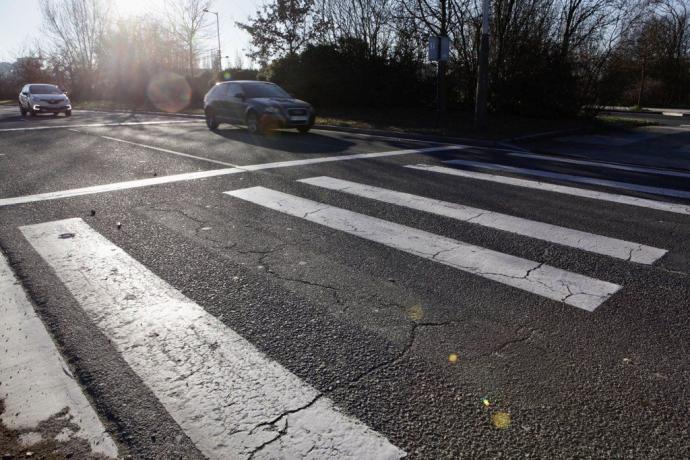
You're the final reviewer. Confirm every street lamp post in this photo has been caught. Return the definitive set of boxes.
[203,8,222,71]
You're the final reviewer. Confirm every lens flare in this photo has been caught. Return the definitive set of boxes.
[146,72,191,113]
[491,411,512,429]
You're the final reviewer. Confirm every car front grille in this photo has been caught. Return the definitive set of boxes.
[287,108,308,117]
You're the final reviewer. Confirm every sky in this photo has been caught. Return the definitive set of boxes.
[0,0,264,67]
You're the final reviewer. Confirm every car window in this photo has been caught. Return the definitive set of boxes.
[242,83,290,99]
[209,84,225,99]
[29,84,62,94]
[227,83,242,99]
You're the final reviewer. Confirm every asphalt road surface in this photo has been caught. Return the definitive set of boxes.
[1,106,689,459]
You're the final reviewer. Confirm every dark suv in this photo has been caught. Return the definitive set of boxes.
[203,81,315,134]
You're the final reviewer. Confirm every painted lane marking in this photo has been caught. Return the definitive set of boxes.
[0,119,200,133]
[444,159,690,200]
[406,165,690,216]
[0,146,461,207]
[226,187,621,311]
[100,135,240,167]
[506,152,690,179]
[0,252,118,457]
[20,218,404,459]
[298,176,667,264]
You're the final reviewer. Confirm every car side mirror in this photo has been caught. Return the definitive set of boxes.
[234,93,245,100]
[22,91,28,96]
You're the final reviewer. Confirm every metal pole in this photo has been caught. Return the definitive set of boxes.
[204,9,222,71]
[474,0,490,129]
[215,13,222,71]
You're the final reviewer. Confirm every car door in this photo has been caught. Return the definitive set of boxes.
[225,83,247,122]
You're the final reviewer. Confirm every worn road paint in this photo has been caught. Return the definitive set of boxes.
[0,146,461,207]
[407,164,690,216]
[226,187,621,311]
[0,252,118,457]
[443,159,690,200]
[20,218,405,460]
[299,176,667,264]
[506,152,690,179]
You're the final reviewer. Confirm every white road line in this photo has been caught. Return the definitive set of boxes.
[506,152,690,179]
[0,120,200,133]
[406,164,690,216]
[100,135,240,167]
[0,146,460,207]
[444,159,690,200]
[226,187,621,311]
[299,176,667,264]
[20,218,404,459]
[0,252,118,457]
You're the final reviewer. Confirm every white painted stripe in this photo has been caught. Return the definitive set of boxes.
[662,112,684,117]
[226,187,621,311]
[0,146,459,207]
[0,120,199,132]
[20,218,404,459]
[406,165,690,216]
[444,159,690,200]
[237,145,463,171]
[0,252,118,457]
[299,176,666,264]
[0,168,245,206]
[100,135,240,167]
[507,152,690,179]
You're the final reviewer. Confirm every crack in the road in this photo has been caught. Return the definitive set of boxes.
[246,394,322,459]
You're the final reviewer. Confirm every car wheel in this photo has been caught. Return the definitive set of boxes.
[29,109,36,117]
[20,107,26,116]
[65,110,72,117]
[246,112,262,135]
[205,110,219,130]
[297,126,311,134]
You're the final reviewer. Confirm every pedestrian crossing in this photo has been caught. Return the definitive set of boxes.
[5,153,688,458]
[226,186,621,311]
[406,164,690,215]
[19,218,405,460]
[297,176,666,264]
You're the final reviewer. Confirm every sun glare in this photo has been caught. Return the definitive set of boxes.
[112,0,162,18]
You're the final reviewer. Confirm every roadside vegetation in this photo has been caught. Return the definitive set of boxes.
[0,0,687,135]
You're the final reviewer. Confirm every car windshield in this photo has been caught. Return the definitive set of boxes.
[29,85,62,94]
[242,83,290,99]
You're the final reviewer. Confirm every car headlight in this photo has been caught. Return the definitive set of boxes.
[264,106,280,114]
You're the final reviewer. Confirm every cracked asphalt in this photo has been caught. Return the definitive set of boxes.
[1,107,690,458]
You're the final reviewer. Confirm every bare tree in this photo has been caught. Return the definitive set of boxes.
[39,0,110,94]
[319,0,396,58]
[237,0,330,66]
[166,0,212,77]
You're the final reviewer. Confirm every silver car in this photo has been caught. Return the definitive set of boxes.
[18,84,72,117]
